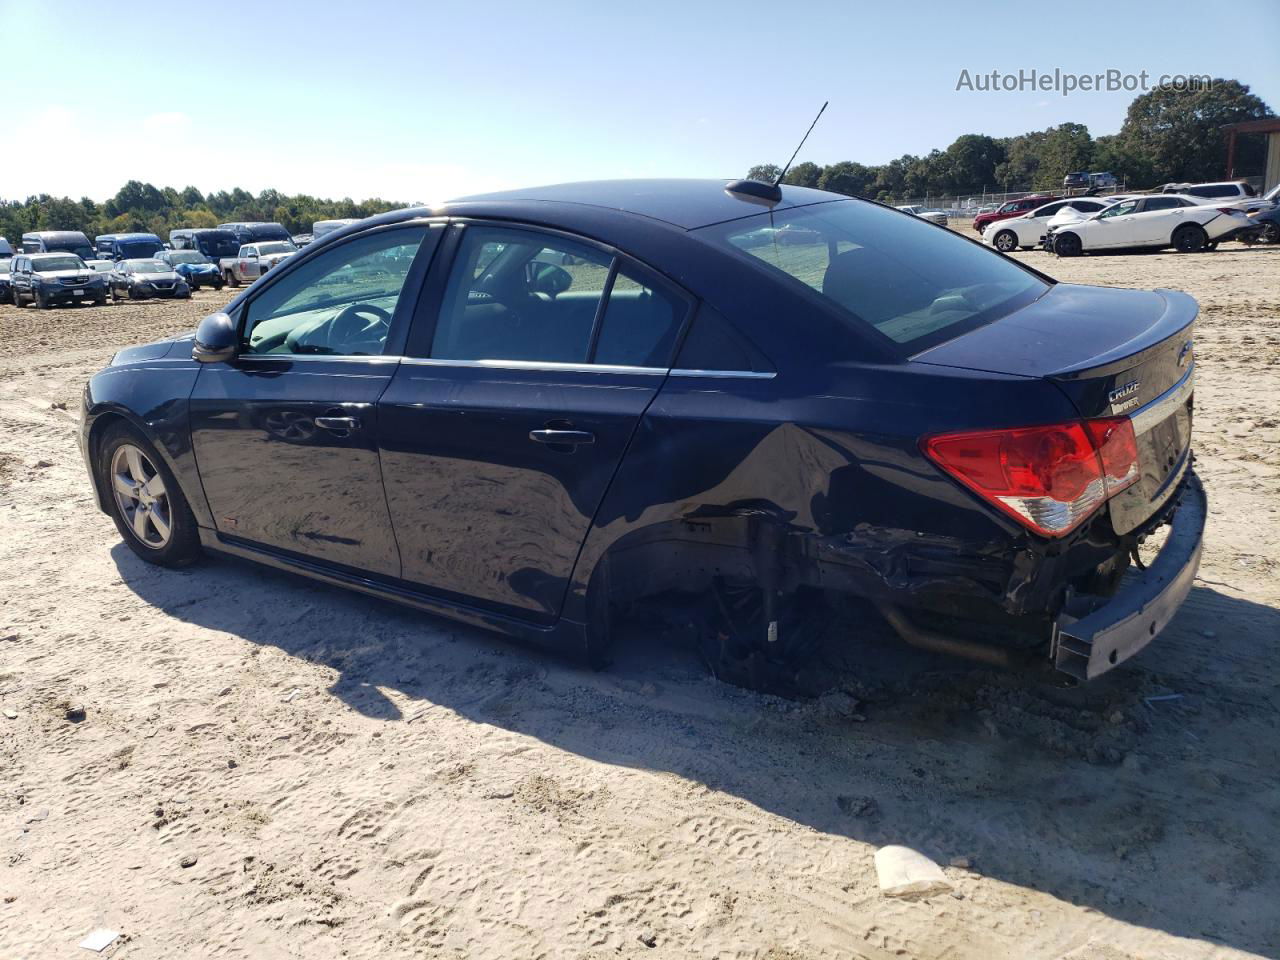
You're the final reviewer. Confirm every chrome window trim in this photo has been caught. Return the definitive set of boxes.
[400,357,669,376]
[232,353,402,365]
[669,368,777,379]
[1129,362,1194,435]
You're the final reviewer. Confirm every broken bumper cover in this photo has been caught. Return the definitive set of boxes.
[1053,472,1206,680]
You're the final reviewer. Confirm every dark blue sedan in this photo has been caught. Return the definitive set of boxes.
[155,249,225,290]
[78,180,1204,687]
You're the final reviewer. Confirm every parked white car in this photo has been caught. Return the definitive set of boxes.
[982,197,1113,252]
[1162,180,1265,212]
[1050,194,1256,255]
[895,205,948,226]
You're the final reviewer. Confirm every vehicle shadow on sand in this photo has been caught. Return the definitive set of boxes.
[113,544,1280,956]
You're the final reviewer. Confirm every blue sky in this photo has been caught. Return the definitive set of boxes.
[3,0,1277,203]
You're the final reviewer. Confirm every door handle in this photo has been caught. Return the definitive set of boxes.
[529,429,595,445]
[315,416,360,432]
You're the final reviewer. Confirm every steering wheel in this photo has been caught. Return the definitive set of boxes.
[327,303,392,351]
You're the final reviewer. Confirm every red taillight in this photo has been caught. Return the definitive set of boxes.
[922,417,1139,538]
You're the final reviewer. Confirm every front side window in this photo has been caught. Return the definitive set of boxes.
[702,199,1048,350]
[1099,200,1138,219]
[430,226,686,367]
[241,226,429,357]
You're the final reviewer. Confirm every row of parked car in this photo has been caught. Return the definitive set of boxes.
[971,180,1280,256]
[0,219,361,309]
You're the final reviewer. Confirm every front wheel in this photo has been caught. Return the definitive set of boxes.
[1173,224,1207,253]
[1259,222,1280,244]
[1054,232,1083,257]
[98,423,202,567]
[34,289,51,309]
[11,286,22,307]
[993,230,1018,253]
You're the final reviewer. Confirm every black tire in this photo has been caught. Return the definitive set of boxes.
[97,422,202,568]
[1054,232,1083,257]
[94,294,107,306]
[11,286,22,307]
[993,230,1018,253]
[213,280,224,291]
[1172,224,1207,253]
[35,289,51,309]
[111,286,120,303]
[225,269,239,287]
[1260,222,1280,244]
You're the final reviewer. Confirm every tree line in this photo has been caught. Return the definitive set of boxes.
[747,80,1273,202]
[0,182,405,247]
[2,78,1272,244]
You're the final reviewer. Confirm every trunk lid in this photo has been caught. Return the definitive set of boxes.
[913,283,1196,533]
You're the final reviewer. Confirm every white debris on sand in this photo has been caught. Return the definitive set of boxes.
[874,845,954,899]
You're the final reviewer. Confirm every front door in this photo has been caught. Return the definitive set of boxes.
[377,223,690,620]
[189,222,441,576]
[1089,198,1141,247]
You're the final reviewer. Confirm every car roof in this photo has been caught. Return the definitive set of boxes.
[30,251,82,259]
[449,179,838,230]
[123,258,166,266]
[97,232,160,241]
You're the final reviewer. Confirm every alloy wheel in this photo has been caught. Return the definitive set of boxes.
[109,444,173,548]
[995,231,1017,252]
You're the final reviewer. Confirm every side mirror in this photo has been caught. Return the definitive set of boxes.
[527,262,573,297]
[192,312,238,363]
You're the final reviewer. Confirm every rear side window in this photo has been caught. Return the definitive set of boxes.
[430,226,687,368]
[593,268,685,367]
[1143,197,1182,211]
[701,200,1047,351]
[675,306,770,373]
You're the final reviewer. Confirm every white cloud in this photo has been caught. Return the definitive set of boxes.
[0,106,516,205]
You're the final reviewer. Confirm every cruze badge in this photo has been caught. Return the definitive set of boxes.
[1109,379,1141,412]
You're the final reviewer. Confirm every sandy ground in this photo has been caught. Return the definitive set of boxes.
[1,245,1279,960]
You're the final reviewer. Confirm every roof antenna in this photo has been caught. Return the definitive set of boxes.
[726,101,829,205]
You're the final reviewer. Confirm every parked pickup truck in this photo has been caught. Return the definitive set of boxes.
[219,241,298,286]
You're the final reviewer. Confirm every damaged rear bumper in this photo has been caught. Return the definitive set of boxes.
[1052,471,1206,681]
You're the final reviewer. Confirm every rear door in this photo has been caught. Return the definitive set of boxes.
[377,222,690,621]
[1131,196,1186,245]
[189,222,442,576]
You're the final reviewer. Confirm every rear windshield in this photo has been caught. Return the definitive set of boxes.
[117,239,163,259]
[128,260,167,273]
[247,225,292,241]
[255,242,297,254]
[43,239,94,259]
[195,232,239,257]
[700,200,1048,351]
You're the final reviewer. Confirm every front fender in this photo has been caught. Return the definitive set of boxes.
[81,352,210,526]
